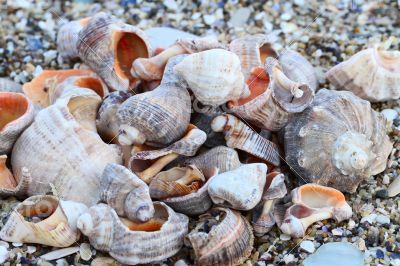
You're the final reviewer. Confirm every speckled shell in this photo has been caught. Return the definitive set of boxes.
[186,207,254,266]
[77,12,152,91]
[174,49,250,106]
[211,114,280,166]
[57,17,91,59]
[117,55,191,147]
[208,163,268,210]
[284,89,392,193]
[0,92,35,154]
[100,163,154,222]
[77,202,188,265]
[0,195,88,247]
[326,47,400,102]
[0,78,22,93]
[279,184,352,238]
[11,99,122,206]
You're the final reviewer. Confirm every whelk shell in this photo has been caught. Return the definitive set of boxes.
[57,17,91,59]
[0,78,22,93]
[186,207,254,266]
[0,195,87,247]
[77,202,188,265]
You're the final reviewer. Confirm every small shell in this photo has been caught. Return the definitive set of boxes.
[0,195,88,247]
[186,207,254,266]
[284,89,392,192]
[77,202,188,265]
[208,163,268,210]
[57,17,91,59]
[0,92,35,154]
[326,46,400,102]
[0,78,22,93]
[117,55,191,147]
[174,49,250,106]
[279,184,352,238]
[211,114,280,166]
[100,163,154,222]
[77,12,152,91]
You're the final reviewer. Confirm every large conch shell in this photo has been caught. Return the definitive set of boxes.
[0,195,88,247]
[326,40,400,102]
[0,78,23,93]
[117,54,191,147]
[131,36,222,81]
[186,207,254,266]
[0,92,35,154]
[11,100,122,206]
[57,17,91,59]
[208,163,267,210]
[174,49,250,106]
[77,12,152,91]
[100,163,154,222]
[279,184,352,238]
[284,89,392,192]
[211,114,280,166]
[77,202,188,265]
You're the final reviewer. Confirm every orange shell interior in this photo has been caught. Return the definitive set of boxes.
[73,76,105,97]
[120,217,165,232]
[0,155,16,189]
[298,184,346,208]
[0,93,29,131]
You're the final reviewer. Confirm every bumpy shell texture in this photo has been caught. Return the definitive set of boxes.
[285,89,392,193]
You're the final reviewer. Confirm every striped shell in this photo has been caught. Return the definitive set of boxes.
[0,78,22,93]
[57,17,91,59]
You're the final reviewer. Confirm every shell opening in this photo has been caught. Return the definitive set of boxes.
[374,47,400,72]
[0,93,29,131]
[0,155,17,189]
[73,77,105,98]
[120,204,168,232]
[259,43,277,65]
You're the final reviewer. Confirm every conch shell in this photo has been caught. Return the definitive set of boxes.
[0,195,88,247]
[77,202,188,265]
[208,163,267,210]
[174,49,250,106]
[57,17,91,59]
[186,207,254,266]
[0,78,22,93]
[279,184,352,238]
[100,163,154,222]
[77,12,152,91]
[0,92,35,154]
[284,89,392,192]
[211,114,280,166]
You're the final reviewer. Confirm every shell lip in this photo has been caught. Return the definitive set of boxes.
[0,92,33,133]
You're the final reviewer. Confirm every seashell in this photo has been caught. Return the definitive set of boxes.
[0,92,35,154]
[40,246,79,261]
[284,89,392,192]
[186,207,254,266]
[117,54,191,146]
[211,114,280,166]
[174,49,250,106]
[96,91,131,143]
[57,17,91,59]
[77,12,152,91]
[129,125,206,184]
[144,27,198,50]
[23,69,94,107]
[208,163,268,210]
[252,172,287,236]
[77,202,188,265]
[0,195,88,247]
[387,176,400,198]
[100,163,154,222]
[131,36,222,81]
[279,184,352,238]
[0,157,31,197]
[183,146,241,174]
[11,100,122,206]
[326,43,400,102]
[0,78,22,93]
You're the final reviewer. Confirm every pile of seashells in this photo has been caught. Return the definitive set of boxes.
[0,12,398,265]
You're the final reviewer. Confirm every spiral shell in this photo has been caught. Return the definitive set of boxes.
[57,17,91,59]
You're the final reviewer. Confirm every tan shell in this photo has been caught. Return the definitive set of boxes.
[326,46,400,102]
[11,99,122,206]
[0,78,22,93]
[100,163,154,222]
[285,89,392,193]
[211,114,280,166]
[186,207,254,266]
[0,92,35,154]
[174,49,250,106]
[57,17,91,59]
[77,12,152,91]
[117,54,191,147]
[77,202,188,265]
[208,163,267,210]
[0,195,88,247]
[279,184,352,238]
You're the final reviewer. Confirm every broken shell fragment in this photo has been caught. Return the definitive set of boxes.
[0,195,88,247]
[208,163,268,210]
[186,207,254,266]
[0,92,35,154]
[77,202,188,265]
[279,184,352,238]
[387,177,400,198]
[0,78,22,93]
[57,17,91,59]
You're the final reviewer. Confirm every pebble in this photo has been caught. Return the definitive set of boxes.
[376,214,390,224]
[361,213,377,224]
[332,228,344,236]
[280,234,291,241]
[163,0,178,11]
[80,243,92,261]
[174,259,188,266]
[381,109,398,123]
[43,50,57,64]
[12,243,22,247]
[300,240,316,253]
[376,249,385,259]
[91,257,120,266]
[283,253,295,264]
[0,246,9,264]
[280,22,298,33]
[203,14,216,26]
[33,65,44,77]
[26,246,36,254]
[280,13,292,21]
[383,174,391,185]
[303,242,364,266]
[229,8,251,27]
